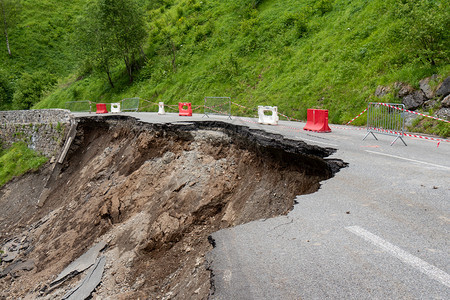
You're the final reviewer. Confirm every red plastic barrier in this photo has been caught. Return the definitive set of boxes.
[96,103,108,114]
[303,109,331,132]
[178,102,192,116]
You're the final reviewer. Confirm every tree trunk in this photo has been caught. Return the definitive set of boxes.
[123,55,133,83]
[1,0,11,56]
[104,64,114,88]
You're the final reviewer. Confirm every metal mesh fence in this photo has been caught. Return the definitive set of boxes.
[121,98,140,112]
[204,97,231,119]
[364,102,406,145]
[64,101,93,113]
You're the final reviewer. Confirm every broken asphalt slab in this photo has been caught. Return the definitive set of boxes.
[51,241,106,286]
[62,256,106,300]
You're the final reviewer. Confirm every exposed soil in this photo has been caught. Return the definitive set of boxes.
[0,116,345,299]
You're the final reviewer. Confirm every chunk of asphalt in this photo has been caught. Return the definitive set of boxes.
[62,256,106,300]
[50,241,106,286]
[0,259,35,278]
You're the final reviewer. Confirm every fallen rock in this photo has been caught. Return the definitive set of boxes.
[0,259,34,278]
[419,75,438,99]
[436,76,450,98]
[402,91,427,110]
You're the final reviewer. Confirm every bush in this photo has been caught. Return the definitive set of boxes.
[12,71,56,109]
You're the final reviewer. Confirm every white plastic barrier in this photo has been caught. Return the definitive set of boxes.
[111,103,121,113]
[258,106,279,125]
[158,102,166,115]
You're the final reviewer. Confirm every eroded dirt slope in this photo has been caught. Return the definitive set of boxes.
[0,117,344,299]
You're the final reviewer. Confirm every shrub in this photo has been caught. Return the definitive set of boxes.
[12,71,57,110]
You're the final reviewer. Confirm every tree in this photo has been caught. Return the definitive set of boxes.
[75,1,117,88]
[0,0,20,56]
[75,0,147,86]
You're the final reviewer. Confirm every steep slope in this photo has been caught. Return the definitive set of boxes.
[1,0,448,124]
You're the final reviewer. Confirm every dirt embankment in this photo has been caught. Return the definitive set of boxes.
[0,117,345,299]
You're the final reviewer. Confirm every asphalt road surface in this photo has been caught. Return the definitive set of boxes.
[77,112,450,299]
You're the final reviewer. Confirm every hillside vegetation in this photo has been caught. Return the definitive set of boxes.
[1,0,449,126]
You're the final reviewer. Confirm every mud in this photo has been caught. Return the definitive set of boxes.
[0,116,345,299]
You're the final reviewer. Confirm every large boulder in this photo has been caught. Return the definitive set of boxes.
[419,75,438,99]
[402,90,426,110]
[435,76,450,98]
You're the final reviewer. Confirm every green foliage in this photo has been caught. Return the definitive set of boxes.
[0,142,48,187]
[12,71,56,109]
[74,0,147,87]
[0,68,14,109]
[0,0,449,135]
[390,0,449,66]
[0,0,22,56]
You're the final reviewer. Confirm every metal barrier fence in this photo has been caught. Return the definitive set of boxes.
[121,98,140,112]
[64,101,93,113]
[363,102,407,146]
[204,97,232,119]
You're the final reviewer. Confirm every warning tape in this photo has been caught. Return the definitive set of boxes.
[278,111,303,122]
[232,102,257,111]
[345,108,368,125]
[377,102,450,124]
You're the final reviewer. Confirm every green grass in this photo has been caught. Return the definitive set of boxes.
[0,142,48,187]
[2,0,450,134]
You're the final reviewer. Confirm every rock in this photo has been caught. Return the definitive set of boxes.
[419,75,438,99]
[441,95,450,108]
[402,91,427,110]
[395,82,414,98]
[374,85,391,98]
[0,259,34,278]
[436,76,450,98]
[1,251,18,263]
[423,100,437,110]
[435,108,450,120]
[404,112,421,128]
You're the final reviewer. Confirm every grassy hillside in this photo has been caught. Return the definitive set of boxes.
[0,142,48,187]
[1,0,449,126]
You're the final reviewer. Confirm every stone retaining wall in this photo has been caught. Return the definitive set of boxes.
[0,109,73,157]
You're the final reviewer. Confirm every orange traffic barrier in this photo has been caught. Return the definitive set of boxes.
[179,102,192,116]
[96,103,108,114]
[303,109,331,132]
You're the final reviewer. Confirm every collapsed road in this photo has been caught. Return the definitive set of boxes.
[0,115,346,299]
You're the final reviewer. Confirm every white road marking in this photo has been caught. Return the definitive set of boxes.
[365,150,450,170]
[346,226,450,288]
